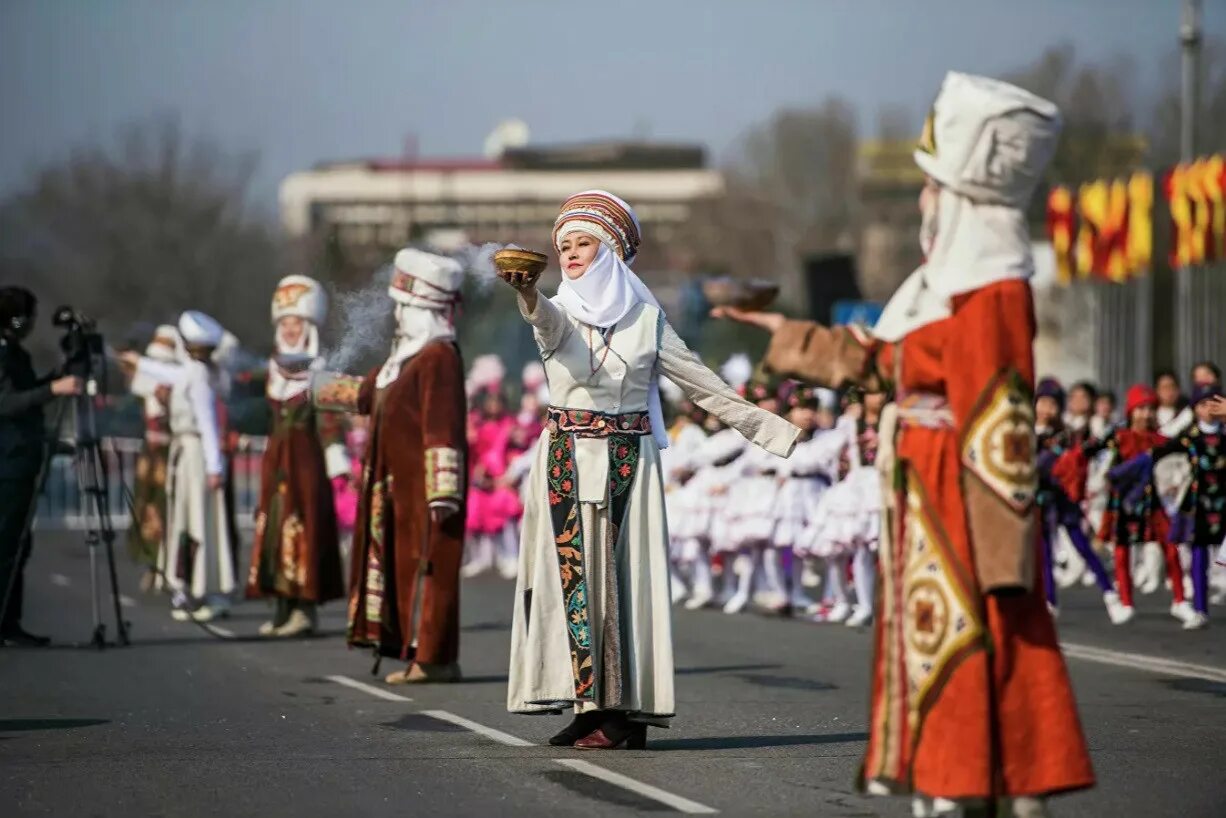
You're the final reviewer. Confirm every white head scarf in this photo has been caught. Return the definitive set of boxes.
[553,199,670,450]
[267,318,322,401]
[873,185,1035,342]
[375,302,455,389]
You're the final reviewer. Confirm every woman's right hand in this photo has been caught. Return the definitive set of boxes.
[499,268,540,312]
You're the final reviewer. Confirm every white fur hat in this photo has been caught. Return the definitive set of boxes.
[914,72,1062,207]
[271,275,327,325]
[178,311,224,347]
[389,248,464,309]
[146,324,180,362]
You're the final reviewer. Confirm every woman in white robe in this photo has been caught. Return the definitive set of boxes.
[126,311,235,621]
[501,190,798,750]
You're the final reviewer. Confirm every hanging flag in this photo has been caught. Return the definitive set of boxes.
[1046,185,1076,284]
[1126,171,1153,278]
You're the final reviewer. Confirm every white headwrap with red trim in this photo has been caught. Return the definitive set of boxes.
[377,249,464,388]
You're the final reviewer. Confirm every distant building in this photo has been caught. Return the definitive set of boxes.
[856,139,925,302]
[279,141,725,291]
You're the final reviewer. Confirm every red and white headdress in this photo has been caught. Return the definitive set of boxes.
[271,275,327,326]
[389,248,464,315]
[552,190,642,263]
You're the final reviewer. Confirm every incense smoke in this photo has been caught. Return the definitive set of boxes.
[325,265,394,372]
[324,242,510,372]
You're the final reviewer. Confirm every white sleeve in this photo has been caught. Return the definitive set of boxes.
[324,443,350,479]
[656,320,798,458]
[517,294,571,356]
[187,364,224,476]
[132,357,185,397]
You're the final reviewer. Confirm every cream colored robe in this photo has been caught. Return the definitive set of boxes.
[507,294,797,721]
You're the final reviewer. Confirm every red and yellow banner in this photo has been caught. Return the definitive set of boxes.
[1046,171,1153,284]
[1165,156,1226,268]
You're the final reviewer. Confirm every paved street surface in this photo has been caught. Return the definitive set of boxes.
[3,532,1225,817]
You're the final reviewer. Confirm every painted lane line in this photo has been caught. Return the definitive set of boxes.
[325,674,413,702]
[419,709,533,747]
[1062,641,1226,683]
[555,759,719,815]
[417,710,717,813]
[50,573,72,587]
[119,595,137,609]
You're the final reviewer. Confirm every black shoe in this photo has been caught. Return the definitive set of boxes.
[548,711,605,746]
[1,628,51,647]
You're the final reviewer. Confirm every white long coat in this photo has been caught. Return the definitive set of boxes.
[507,295,797,721]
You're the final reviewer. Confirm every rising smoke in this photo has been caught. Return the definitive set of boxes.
[323,242,509,372]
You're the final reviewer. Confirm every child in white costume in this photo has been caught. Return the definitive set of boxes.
[772,384,845,613]
[721,382,789,615]
[804,390,885,626]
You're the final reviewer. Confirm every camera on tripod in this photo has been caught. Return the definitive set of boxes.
[53,306,106,383]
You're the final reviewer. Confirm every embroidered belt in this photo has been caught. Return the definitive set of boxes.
[546,407,651,439]
[896,392,954,430]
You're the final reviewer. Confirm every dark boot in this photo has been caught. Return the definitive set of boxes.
[548,711,605,747]
[574,712,648,750]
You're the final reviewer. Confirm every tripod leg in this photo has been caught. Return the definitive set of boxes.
[104,530,129,646]
[87,530,106,649]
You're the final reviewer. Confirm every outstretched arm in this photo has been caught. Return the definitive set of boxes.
[657,318,798,458]
[711,307,885,389]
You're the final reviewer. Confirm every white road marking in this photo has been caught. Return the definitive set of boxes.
[418,710,717,813]
[206,625,236,638]
[324,684,716,812]
[555,759,719,814]
[119,595,137,609]
[419,709,532,747]
[325,674,413,702]
[49,573,71,587]
[1063,641,1226,683]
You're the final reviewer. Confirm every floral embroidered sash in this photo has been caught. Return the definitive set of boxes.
[545,408,649,701]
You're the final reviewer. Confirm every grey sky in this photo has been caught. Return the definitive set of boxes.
[0,0,1209,209]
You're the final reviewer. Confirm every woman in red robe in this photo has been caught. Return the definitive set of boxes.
[248,276,346,636]
[718,72,1093,815]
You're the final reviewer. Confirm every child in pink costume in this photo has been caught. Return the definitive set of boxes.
[463,389,521,578]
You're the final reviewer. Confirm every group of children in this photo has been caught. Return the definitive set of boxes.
[660,368,886,626]
[461,351,1226,634]
[1040,366,1226,630]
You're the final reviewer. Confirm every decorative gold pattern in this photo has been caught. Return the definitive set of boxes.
[273,282,312,310]
[426,446,463,502]
[900,477,984,725]
[961,372,1037,512]
[314,374,364,413]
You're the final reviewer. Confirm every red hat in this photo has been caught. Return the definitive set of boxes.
[1125,384,1158,417]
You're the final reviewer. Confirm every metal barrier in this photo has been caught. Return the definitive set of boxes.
[34,436,268,531]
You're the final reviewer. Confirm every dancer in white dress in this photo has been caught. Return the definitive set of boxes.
[502,190,798,750]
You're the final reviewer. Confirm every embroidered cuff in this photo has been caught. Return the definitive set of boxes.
[426,447,464,502]
[313,372,364,413]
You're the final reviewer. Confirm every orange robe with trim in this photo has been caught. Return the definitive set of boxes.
[765,279,1094,800]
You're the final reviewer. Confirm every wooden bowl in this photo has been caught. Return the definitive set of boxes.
[702,277,780,311]
[493,248,548,276]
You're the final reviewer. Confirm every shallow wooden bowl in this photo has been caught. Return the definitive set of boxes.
[494,248,549,276]
[702,277,780,311]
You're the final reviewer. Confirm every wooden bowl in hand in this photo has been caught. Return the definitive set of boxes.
[701,277,781,312]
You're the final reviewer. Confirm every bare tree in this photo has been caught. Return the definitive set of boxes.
[1005,44,1145,185]
[1148,36,1226,165]
[706,99,860,308]
[0,116,282,362]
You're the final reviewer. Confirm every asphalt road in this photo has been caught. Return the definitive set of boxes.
[3,531,1225,817]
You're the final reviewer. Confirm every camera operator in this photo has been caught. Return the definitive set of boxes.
[0,286,83,647]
